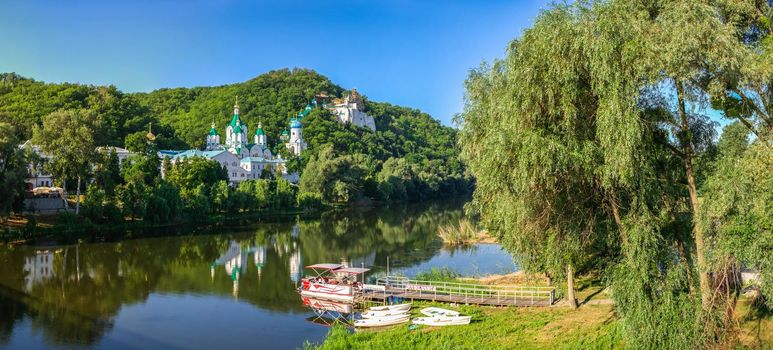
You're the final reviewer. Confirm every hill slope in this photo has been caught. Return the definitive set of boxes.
[0,69,470,200]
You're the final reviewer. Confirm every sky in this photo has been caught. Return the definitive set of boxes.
[0,0,550,126]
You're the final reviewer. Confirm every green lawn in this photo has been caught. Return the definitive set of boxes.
[307,302,622,350]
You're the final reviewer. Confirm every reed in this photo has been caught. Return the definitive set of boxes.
[437,219,480,245]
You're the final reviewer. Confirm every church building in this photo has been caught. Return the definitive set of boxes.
[162,99,305,184]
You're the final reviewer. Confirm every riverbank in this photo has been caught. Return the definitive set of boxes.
[0,207,312,245]
[308,272,771,350]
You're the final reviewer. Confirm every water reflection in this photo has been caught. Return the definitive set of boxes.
[0,200,513,349]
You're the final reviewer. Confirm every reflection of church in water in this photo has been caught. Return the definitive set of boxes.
[209,222,378,299]
[23,249,58,291]
[210,224,304,299]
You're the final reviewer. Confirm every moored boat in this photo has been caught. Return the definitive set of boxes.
[354,314,410,328]
[360,309,409,318]
[298,264,370,302]
[419,307,460,317]
[412,316,472,326]
[367,303,412,312]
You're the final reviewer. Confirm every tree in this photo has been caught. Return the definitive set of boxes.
[32,109,99,214]
[117,179,147,221]
[0,122,28,220]
[253,179,270,209]
[700,123,772,309]
[299,145,366,204]
[211,180,231,213]
[457,1,756,346]
[92,148,122,195]
[166,157,227,193]
[274,178,295,208]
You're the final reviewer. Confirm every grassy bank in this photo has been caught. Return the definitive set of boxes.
[0,207,312,245]
[308,270,771,350]
[308,302,622,350]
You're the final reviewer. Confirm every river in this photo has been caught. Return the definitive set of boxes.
[0,200,516,349]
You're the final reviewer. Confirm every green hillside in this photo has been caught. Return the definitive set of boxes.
[0,68,471,201]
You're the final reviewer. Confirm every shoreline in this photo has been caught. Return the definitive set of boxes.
[0,206,314,246]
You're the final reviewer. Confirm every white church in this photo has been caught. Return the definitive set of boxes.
[161,100,306,184]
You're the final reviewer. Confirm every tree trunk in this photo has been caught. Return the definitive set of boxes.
[675,81,711,308]
[608,188,628,249]
[567,264,578,309]
[75,176,81,215]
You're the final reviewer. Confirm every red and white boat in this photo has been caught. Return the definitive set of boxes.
[298,263,370,302]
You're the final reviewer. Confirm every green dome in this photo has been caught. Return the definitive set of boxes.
[255,127,265,136]
[209,127,218,136]
[281,129,289,135]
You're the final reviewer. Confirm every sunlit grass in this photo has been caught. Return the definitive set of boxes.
[305,302,623,350]
[438,219,488,245]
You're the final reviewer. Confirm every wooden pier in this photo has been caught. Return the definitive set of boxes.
[359,276,556,307]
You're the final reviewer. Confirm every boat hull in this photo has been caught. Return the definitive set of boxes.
[299,280,356,302]
[419,307,460,317]
[361,310,409,318]
[354,315,410,328]
[367,303,412,312]
[412,316,472,326]
[300,290,355,302]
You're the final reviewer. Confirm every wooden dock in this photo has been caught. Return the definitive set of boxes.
[359,276,556,307]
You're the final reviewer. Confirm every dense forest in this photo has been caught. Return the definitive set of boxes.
[0,69,471,218]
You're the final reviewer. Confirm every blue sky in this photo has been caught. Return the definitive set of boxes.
[0,0,550,126]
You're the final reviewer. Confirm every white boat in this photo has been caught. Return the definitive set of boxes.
[360,309,409,318]
[368,303,412,312]
[412,316,472,326]
[298,264,370,302]
[354,314,410,328]
[419,307,460,317]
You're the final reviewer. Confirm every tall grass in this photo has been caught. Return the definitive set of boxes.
[414,267,461,282]
[437,219,479,245]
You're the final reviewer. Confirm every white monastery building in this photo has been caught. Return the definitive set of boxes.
[328,89,376,131]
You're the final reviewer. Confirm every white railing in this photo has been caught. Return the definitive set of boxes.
[372,275,556,306]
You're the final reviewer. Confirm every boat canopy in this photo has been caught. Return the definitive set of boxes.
[335,267,371,275]
[305,263,343,270]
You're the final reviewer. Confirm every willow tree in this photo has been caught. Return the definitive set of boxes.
[460,0,770,348]
[459,6,612,309]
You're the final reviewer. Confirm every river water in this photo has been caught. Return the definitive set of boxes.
[0,201,516,349]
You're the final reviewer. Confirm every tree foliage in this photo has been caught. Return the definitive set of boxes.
[459,0,772,348]
[0,122,28,219]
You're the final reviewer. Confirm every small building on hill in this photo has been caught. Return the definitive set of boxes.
[328,89,376,131]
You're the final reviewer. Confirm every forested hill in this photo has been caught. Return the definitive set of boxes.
[0,69,470,200]
[0,69,458,158]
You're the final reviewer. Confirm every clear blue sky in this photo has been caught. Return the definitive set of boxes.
[0,0,550,126]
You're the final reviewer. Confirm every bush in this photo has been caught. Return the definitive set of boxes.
[297,191,323,210]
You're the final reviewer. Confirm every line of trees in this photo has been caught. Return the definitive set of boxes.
[459,1,771,348]
[82,141,301,225]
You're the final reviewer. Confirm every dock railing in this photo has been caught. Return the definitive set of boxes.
[370,275,556,306]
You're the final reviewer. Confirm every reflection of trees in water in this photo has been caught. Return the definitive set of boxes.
[0,199,467,347]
